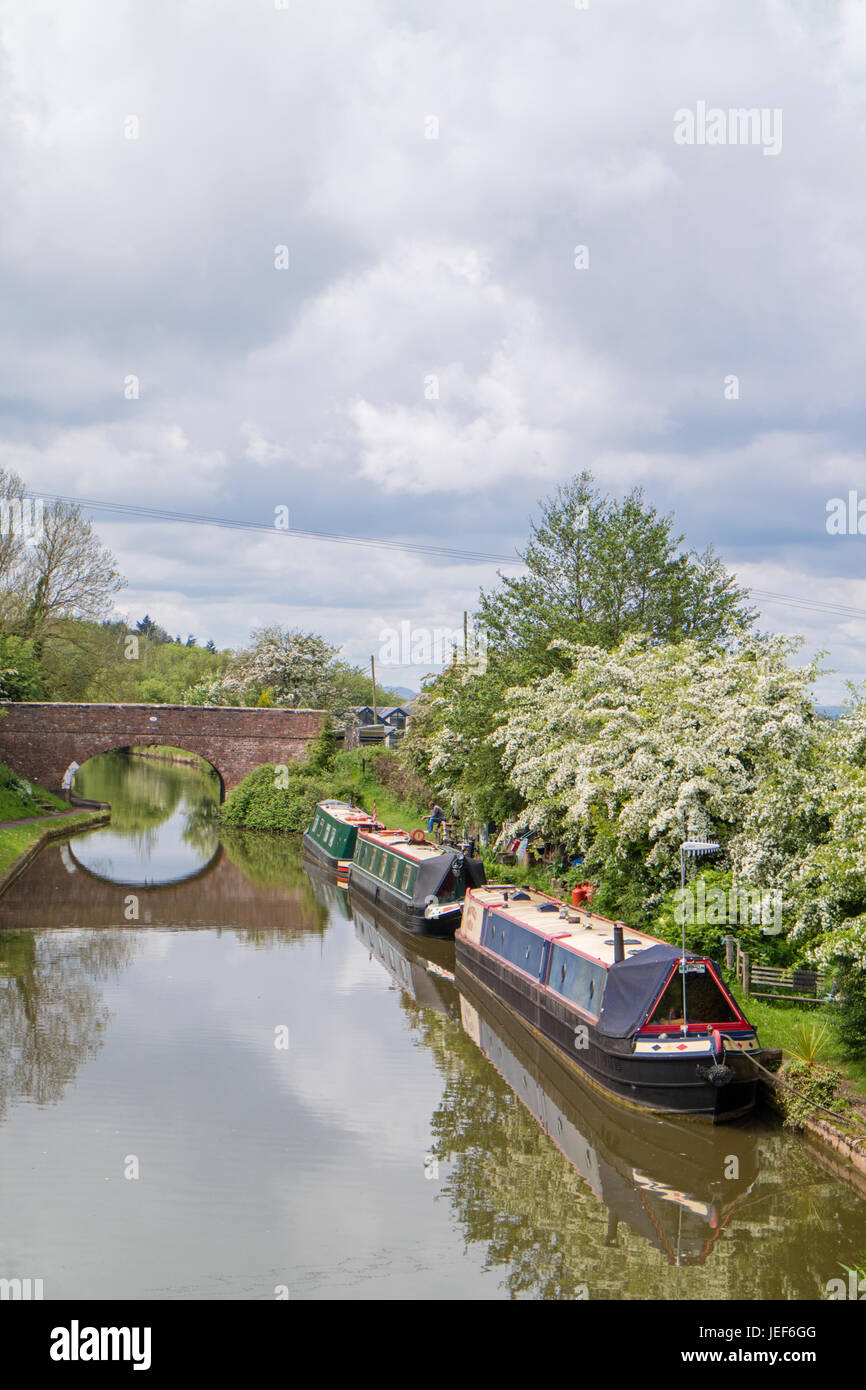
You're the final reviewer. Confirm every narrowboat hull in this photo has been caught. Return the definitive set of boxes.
[346,862,464,936]
[301,829,351,881]
[455,934,759,1121]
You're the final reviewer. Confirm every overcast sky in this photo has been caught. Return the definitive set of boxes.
[2,0,866,698]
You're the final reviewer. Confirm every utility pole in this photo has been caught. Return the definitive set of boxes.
[370,655,379,723]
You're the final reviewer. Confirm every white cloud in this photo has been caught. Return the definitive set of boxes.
[0,0,864,687]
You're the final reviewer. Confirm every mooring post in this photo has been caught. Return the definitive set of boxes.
[742,951,751,995]
[725,934,735,971]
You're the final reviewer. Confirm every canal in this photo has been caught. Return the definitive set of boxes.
[0,750,864,1300]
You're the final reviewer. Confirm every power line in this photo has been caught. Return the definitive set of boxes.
[25,491,523,567]
[749,589,866,621]
[24,490,866,623]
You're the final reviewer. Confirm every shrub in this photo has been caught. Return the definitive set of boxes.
[220,762,357,834]
[371,749,431,813]
[778,1058,849,1130]
[834,964,866,1057]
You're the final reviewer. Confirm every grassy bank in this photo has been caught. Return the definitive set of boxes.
[0,812,109,878]
[0,764,69,822]
[725,980,866,1106]
[0,759,109,879]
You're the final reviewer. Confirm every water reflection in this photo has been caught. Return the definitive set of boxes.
[0,928,136,1120]
[353,899,866,1300]
[71,751,221,885]
[0,834,327,939]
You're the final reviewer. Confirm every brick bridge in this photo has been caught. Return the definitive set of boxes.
[0,703,325,798]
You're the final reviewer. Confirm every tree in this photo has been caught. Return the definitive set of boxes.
[409,472,757,822]
[0,634,47,700]
[14,499,125,647]
[494,632,821,926]
[135,615,173,645]
[478,471,755,677]
[307,714,338,772]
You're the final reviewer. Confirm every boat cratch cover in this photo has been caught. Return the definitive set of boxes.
[411,850,486,910]
[596,944,704,1039]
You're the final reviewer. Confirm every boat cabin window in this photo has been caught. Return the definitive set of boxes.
[483,913,547,979]
[648,967,739,1026]
[547,945,606,1015]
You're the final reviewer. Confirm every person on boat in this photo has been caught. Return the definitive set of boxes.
[427,802,445,835]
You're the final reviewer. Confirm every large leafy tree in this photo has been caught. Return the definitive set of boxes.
[478,471,754,676]
[407,472,756,821]
[185,625,403,712]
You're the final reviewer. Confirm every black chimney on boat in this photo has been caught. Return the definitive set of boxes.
[613,922,625,964]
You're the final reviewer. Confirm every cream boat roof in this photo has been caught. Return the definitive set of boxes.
[318,800,380,827]
[463,884,667,969]
[356,827,447,864]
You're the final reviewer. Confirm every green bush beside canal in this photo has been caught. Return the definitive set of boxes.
[221,741,432,836]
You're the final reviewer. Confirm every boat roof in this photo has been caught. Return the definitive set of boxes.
[466,884,672,969]
[357,826,447,864]
[317,800,381,826]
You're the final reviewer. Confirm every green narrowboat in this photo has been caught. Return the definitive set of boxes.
[302,800,382,885]
[347,825,486,935]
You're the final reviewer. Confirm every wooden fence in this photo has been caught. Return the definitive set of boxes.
[728,937,834,1003]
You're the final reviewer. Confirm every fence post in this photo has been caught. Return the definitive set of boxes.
[742,952,751,995]
[724,935,736,971]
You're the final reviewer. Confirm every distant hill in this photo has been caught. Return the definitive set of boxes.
[390,687,418,701]
[815,705,847,720]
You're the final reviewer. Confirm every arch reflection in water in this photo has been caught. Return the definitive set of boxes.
[0,833,327,939]
[70,750,221,886]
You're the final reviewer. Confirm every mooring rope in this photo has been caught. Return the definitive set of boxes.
[743,1051,865,1136]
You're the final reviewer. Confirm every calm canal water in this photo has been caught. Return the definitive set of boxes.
[0,750,864,1300]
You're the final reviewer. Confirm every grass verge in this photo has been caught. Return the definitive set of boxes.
[0,813,109,879]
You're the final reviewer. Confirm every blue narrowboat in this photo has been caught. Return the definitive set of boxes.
[455,885,766,1121]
